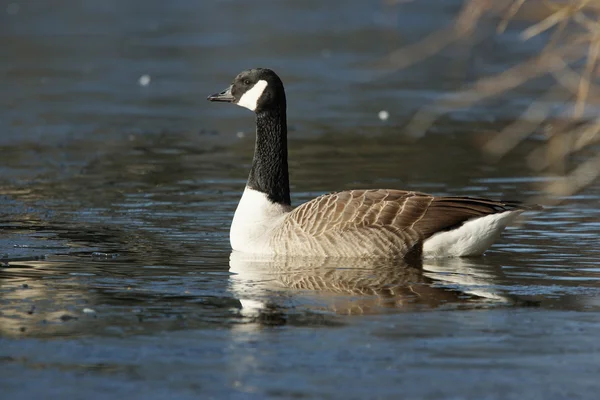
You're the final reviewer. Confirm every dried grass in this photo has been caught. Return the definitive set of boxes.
[385,0,600,202]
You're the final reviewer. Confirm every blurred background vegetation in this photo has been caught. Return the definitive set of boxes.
[385,0,600,202]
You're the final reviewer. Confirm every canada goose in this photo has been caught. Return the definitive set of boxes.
[207,68,540,258]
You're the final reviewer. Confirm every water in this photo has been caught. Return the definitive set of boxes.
[1,1,600,399]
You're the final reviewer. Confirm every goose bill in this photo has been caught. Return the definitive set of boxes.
[207,86,235,102]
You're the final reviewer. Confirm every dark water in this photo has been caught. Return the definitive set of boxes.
[2,1,600,399]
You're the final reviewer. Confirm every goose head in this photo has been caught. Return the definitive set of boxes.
[207,68,286,113]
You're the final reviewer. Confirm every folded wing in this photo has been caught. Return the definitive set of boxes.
[283,189,533,257]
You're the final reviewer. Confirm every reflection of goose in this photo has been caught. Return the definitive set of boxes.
[422,258,509,302]
[229,252,509,316]
[208,68,540,258]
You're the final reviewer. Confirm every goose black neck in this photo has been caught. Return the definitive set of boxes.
[247,107,291,206]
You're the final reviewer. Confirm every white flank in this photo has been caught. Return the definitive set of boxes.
[423,210,522,258]
[237,80,268,111]
[230,187,292,253]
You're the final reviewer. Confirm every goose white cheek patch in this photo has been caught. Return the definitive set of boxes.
[237,80,268,111]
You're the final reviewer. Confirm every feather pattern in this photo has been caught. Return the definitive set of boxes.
[262,189,537,258]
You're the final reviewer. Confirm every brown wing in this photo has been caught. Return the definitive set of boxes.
[286,189,533,240]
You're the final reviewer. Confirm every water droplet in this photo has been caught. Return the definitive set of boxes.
[138,74,151,86]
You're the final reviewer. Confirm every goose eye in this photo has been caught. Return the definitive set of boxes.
[243,79,251,85]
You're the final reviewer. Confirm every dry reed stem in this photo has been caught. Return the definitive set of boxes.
[404,47,579,137]
[498,0,527,33]
[483,84,569,159]
[521,1,588,40]
[576,32,600,116]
